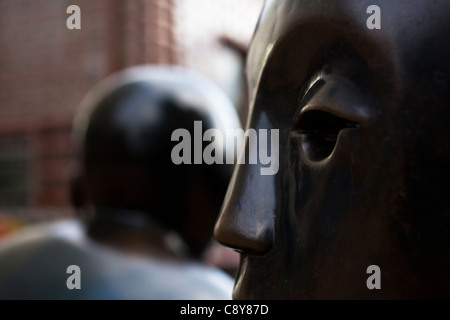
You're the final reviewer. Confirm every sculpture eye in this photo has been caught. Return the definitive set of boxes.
[293,109,358,162]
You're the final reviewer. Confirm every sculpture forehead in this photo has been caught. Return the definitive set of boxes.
[247,0,450,101]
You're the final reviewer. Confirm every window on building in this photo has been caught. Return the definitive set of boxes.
[0,137,28,208]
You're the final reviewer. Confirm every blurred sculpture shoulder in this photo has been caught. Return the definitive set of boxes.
[0,220,233,299]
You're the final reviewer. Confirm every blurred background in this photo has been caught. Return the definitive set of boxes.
[0,0,263,237]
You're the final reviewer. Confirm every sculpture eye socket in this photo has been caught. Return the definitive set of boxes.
[293,109,358,162]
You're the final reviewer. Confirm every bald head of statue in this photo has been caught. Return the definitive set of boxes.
[71,65,241,259]
[214,0,450,299]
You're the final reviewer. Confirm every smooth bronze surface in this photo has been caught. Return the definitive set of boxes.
[215,0,450,299]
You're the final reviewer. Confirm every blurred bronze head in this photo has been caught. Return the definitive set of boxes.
[71,65,241,257]
[215,0,450,298]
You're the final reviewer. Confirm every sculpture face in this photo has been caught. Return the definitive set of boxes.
[214,0,450,299]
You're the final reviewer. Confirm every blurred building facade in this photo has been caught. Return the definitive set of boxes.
[0,0,263,223]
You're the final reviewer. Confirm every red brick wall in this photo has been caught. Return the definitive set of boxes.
[0,0,260,219]
[0,0,176,215]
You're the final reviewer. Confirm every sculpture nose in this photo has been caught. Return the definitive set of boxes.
[214,159,275,256]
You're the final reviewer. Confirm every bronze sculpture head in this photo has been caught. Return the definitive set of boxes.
[72,65,241,258]
[215,0,450,299]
